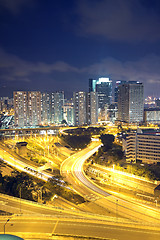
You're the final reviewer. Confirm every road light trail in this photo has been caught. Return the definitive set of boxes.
[61,141,160,224]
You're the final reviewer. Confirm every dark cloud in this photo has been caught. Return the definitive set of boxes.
[83,55,160,84]
[76,0,160,42]
[0,0,35,14]
[0,48,80,82]
[1,48,160,97]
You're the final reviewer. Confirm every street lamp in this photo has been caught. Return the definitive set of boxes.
[155,199,158,207]
[4,219,10,234]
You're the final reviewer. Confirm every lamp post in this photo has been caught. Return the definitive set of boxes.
[155,199,158,207]
[4,219,10,234]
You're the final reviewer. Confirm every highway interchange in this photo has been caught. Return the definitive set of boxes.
[0,132,160,239]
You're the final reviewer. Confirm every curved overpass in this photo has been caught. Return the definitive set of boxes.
[61,141,160,224]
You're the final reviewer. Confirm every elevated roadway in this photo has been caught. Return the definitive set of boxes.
[61,141,160,224]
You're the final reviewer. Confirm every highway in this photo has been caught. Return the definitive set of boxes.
[0,143,53,181]
[61,141,160,224]
[1,216,160,240]
[1,135,160,238]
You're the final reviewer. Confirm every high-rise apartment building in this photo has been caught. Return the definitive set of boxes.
[87,92,98,125]
[14,91,28,128]
[89,77,112,110]
[28,91,41,126]
[41,92,64,125]
[118,81,144,123]
[53,91,64,124]
[73,92,87,126]
[73,91,98,126]
[14,91,41,127]
[41,92,51,124]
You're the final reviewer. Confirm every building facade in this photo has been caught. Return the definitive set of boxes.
[118,81,144,123]
[87,92,98,125]
[73,91,98,126]
[14,91,64,128]
[63,99,74,125]
[41,92,51,124]
[114,80,126,103]
[41,92,64,125]
[14,91,28,128]
[53,91,64,124]
[125,129,160,164]
[89,77,112,110]
[73,92,87,126]
[105,103,118,123]
[28,91,41,126]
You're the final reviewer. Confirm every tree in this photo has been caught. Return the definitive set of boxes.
[100,134,115,151]
[61,134,91,149]
[61,119,67,125]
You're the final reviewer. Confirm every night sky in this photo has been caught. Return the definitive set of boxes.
[0,0,160,98]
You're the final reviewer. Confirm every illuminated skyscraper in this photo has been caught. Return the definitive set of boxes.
[27,91,41,126]
[14,91,41,127]
[89,77,112,110]
[41,92,64,125]
[13,91,28,128]
[114,80,126,103]
[89,78,97,92]
[118,81,144,123]
[53,91,64,124]
[41,92,51,124]
[73,92,87,126]
[73,91,98,126]
[87,92,98,125]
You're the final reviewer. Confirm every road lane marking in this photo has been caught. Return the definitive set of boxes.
[51,219,59,235]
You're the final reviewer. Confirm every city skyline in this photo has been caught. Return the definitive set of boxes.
[1,0,160,98]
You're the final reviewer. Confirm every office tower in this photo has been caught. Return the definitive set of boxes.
[114,80,126,103]
[14,91,28,128]
[28,91,41,126]
[89,79,97,92]
[96,77,112,109]
[53,91,64,124]
[89,77,112,110]
[73,92,87,126]
[87,92,98,125]
[63,99,74,125]
[118,81,144,123]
